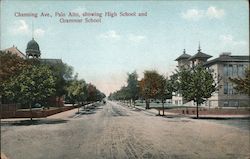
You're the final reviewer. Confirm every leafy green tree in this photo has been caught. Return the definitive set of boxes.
[177,65,216,118]
[229,68,250,96]
[139,70,165,109]
[157,76,174,116]
[0,51,30,103]
[168,73,179,94]
[67,78,88,113]
[127,71,139,106]
[120,86,130,104]
[62,75,105,112]
[109,86,129,103]
[86,83,106,102]
[3,64,56,120]
[66,77,88,112]
[46,62,73,106]
[86,83,97,102]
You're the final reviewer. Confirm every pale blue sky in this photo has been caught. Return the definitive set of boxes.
[1,0,249,95]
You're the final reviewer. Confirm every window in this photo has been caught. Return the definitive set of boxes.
[224,82,228,94]
[228,64,233,77]
[223,64,228,76]
[209,101,212,107]
[233,65,237,77]
[229,101,239,107]
[238,64,244,77]
[228,83,233,95]
[223,101,229,107]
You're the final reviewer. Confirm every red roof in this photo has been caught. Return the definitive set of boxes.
[2,46,26,59]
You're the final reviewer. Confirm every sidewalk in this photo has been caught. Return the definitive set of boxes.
[119,102,250,119]
[118,102,180,117]
[47,103,97,119]
[0,108,78,123]
[0,103,98,123]
[141,107,250,119]
[187,114,250,119]
[47,107,79,119]
[134,106,181,117]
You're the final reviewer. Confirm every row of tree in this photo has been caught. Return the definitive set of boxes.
[65,74,106,107]
[109,65,219,118]
[0,51,105,109]
[110,64,249,118]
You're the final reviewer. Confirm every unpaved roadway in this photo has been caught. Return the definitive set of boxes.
[1,101,250,159]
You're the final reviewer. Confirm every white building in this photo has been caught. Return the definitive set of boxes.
[172,46,249,107]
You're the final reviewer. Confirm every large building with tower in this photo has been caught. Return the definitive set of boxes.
[172,45,249,107]
[3,37,62,64]
[1,37,63,106]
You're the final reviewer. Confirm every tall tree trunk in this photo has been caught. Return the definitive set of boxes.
[145,99,150,109]
[29,103,33,121]
[133,99,135,107]
[196,102,199,119]
[78,104,80,113]
[129,99,132,107]
[57,97,59,107]
[162,100,165,116]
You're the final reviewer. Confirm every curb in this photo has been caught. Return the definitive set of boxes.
[188,115,250,120]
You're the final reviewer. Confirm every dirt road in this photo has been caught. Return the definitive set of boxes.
[1,101,250,159]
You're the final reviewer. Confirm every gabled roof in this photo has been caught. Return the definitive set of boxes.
[175,49,191,61]
[203,55,249,67]
[2,46,26,58]
[188,51,212,61]
[188,44,212,61]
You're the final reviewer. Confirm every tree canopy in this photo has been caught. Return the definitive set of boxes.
[126,71,139,105]
[139,70,166,109]
[177,65,217,118]
[3,64,56,105]
[229,68,250,96]
[66,76,88,105]
[0,51,28,83]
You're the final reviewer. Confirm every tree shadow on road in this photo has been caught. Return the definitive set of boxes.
[75,105,104,116]
[78,110,96,115]
[1,119,68,126]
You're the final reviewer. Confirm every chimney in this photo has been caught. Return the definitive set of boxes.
[220,52,231,57]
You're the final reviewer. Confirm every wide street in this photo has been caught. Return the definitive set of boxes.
[1,101,250,159]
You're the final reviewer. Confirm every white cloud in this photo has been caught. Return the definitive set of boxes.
[34,28,45,38]
[220,34,247,46]
[12,20,29,34]
[206,6,225,19]
[181,9,204,21]
[10,20,46,38]
[128,34,146,43]
[220,34,233,43]
[99,30,121,40]
[182,6,225,21]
